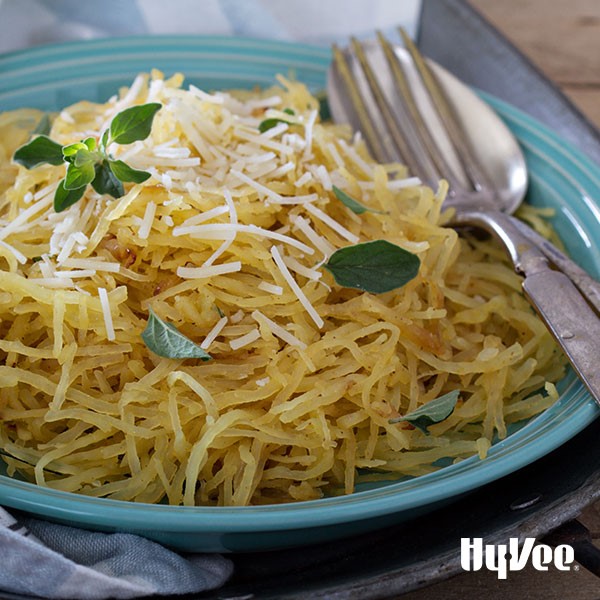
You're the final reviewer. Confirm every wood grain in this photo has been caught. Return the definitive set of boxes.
[401,1,600,597]
[469,0,600,128]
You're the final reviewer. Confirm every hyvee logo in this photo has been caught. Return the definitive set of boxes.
[461,537,575,579]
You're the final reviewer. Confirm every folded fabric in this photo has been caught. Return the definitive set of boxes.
[0,507,233,599]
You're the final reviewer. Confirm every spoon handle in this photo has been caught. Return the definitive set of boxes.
[456,209,600,405]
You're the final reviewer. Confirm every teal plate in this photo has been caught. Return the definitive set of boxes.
[0,36,598,552]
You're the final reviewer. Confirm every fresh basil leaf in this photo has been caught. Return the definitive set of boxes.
[109,102,161,145]
[32,114,52,136]
[333,186,387,215]
[258,117,293,134]
[108,159,151,184]
[13,135,64,169]
[283,108,295,115]
[54,178,86,213]
[64,161,95,190]
[91,160,124,198]
[142,308,212,360]
[324,240,420,294]
[389,390,460,434]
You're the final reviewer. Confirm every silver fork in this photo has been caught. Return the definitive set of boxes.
[327,30,600,405]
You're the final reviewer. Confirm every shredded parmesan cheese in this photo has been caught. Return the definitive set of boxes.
[98,287,115,341]
[177,261,242,279]
[291,215,335,257]
[305,203,360,243]
[258,281,284,295]
[252,309,307,349]
[138,202,157,240]
[174,222,315,255]
[200,316,228,349]
[270,245,324,328]
[229,328,261,350]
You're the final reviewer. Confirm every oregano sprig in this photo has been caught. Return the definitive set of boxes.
[13,103,162,213]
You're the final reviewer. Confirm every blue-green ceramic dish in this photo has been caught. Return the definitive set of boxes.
[0,36,598,552]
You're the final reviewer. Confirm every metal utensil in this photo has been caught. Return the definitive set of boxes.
[327,30,600,404]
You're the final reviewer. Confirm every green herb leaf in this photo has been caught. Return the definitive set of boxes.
[83,136,97,151]
[108,159,151,184]
[64,161,96,190]
[324,240,420,293]
[73,148,97,168]
[389,390,460,434]
[91,160,125,198]
[13,105,160,212]
[333,185,387,215]
[63,141,89,159]
[258,110,295,134]
[316,91,330,121]
[54,178,86,213]
[109,102,161,145]
[13,135,64,169]
[142,308,212,360]
[100,129,110,151]
[258,118,291,133]
[32,114,52,136]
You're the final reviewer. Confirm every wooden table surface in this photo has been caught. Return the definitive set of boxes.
[472,0,600,129]
[404,1,600,598]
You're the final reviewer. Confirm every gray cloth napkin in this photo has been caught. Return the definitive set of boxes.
[0,508,233,599]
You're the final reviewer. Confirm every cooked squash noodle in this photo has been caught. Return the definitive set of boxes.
[0,71,565,505]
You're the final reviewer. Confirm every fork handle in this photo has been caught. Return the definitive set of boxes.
[454,209,600,312]
[522,269,600,404]
[455,209,600,405]
[510,217,600,315]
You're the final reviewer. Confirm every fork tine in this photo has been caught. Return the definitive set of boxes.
[377,31,453,187]
[334,37,442,184]
[377,31,461,190]
[398,28,492,192]
[348,37,427,179]
[331,43,392,164]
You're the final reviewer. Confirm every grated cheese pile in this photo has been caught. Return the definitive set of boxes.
[0,71,565,506]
